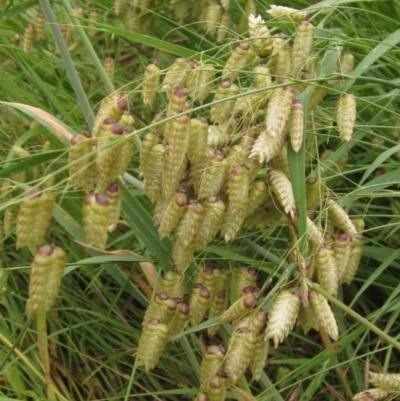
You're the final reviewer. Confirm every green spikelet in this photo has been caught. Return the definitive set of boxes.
[0,265,8,297]
[198,151,229,199]
[232,267,258,301]
[174,200,204,247]
[188,283,210,326]
[266,87,295,137]
[167,87,187,116]
[82,193,110,250]
[200,345,227,392]
[274,47,292,80]
[220,293,257,323]
[35,12,45,41]
[217,12,230,43]
[265,289,301,348]
[68,131,96,193]
[336,94,357,142]
[309,290,338,340]
[339,52,355,76]
[306,217,325,248]
[88,10,98,37]
[267,5,308,22]
[139,132,162,177]
[171,0,190,23]
[221,165,250,242]
[351,218,365,233]
[195,393,209,401]
[308,82,328,111]
[172,237,196,273]
[210,82,240,125]
[305,177,326,211]
[315,245,338,297]
[246,181,269,216]
[161,58,192,94]
[106,183,121,232]
[250,129,288,163]
[187,62,216,104]
[268,169,296,218]
[3,207,15,236]
[158,189,187,239]
[23,24,35,54]
[291,21,315,77]
[0,0,7,11]
[168,301,189,336]
[325,199,357,236]
[159,270,185,299]
[188,117,209,164]
[253,64,272,89]
[194,265,214,290]
[270,147,289,176]
[235,308,267,334]
[204,2,222,36]
[222,43,254,82]
[341,234,363,285]
[144,293,177,325]
[112,120,135,179]
[163,115,190,199]
[16,188,55,252]
[289,99,304,153]
[137,319,169,372]
[103,57,115,82]
[248,14,272,57]
[143,62,161,107]
[369,372,400,391]
[208,291,228,336]
[194,197,227,249]
[26,246,66,315]
[250,336,269,381]
[334,234,352,282]
[297,304,320,333]
[143,144,165,203]
[207,124,230,150]
[225,327,257,384]
[352,388,390,401]
[208,371,228,401]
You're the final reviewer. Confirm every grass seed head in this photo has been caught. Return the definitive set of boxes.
[187,63,216,104]
[368,372,400,391]
[274,47,292,81]
[188,283,211,326]
[289,99,304,153]
[162,58,191,93]
[106,183,122,233]
[248,14,272,57]
[35,12,45,41]
[200,345,226,391]
[168,302,189,336]
[291,21,315,77]
[297,304,320,334]
[325,198,357,236]
[208,291,229,336]
[336,94,357,142]
[3,207,15,236]
[204,2,222,36]
[315,245,339,297]
[188,117,209,164]
[220,293,257,323]
[210,82,240,125]
[334,234,352,282]
[208,371,228,401]
[167,87,187,116]
[159,270,185,299]
[267,169,296,218]
[143,62,161,107]
[352,388,390,401]
[103,57,115,82]
[217,12,230,43]
[340,235,363,285]
[143,143,165,203]
[267,5,309,22]
[23,24,35,54]
[250,335,269,381]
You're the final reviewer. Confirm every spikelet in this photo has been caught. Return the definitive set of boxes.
[225,327,257,384]
[158,189,187,239]
[188,117,209,164]
[336,94,357,142]
[248,14,272,57]
[3,207,15,236]
[195,393,208,401]
[297,304,320,333]
[306,217,325,248]
[334,234,352,282]
[341,235,363,285]
[351,218,365,233]
[325,199,357,236]
[171,0,190,23]
[309,290,338,340]
[332,52,355,86]
[208,371,228,401]
[250,336,269,381]
[246,181,269,216]
[352,388,390,401]
[253,64,272,89]
[168,301,189,336]
[221,165,250,242]
[274,47,292,80]
[187,62,216,104]
[250,129,287,163]
[266,87,295,137]
[139,132,162,177]
[35,12,45,40]
[16,188,55,252]
[369,372,400,391]
[0,0,7,11]
[68,131,96,193]
[315,245,338,297]
[144,293,177,325]
[143,144,165,203]
[268,169,296,218]
[204,2,222,36]
[88,10,98,37]
[291,21,315,76]
[161,58,191,93]
[265,289,301,347]
[82,193,109,250]
[25,246,66,315]
[217,12,230,43]
[172,237,196,272]
[103,57,115,82]
[232,267,257,301]
[174,200,204,247]
[159,270,185,299]
[23,24,35,54]
[167,87,187,116]
[194,265,214,290]
[289,99,304,152]
[137,319,169,372]
[194,197,226,249]
[142,62,161,107]
[114,0,123,14]
[210,82,239,125]
[162,115,190,199]
[270,147,289,176]
[306,177,326,211]
[188,283,210,326]
[106,183,121,232]
[0,267,8,297]
[200,345,227,391]
[308,82,328,110]
[208,291,228,336]
[267,5,308,22]
[221,43,255,82]
[207,125,229,150]
[220,293,257,323]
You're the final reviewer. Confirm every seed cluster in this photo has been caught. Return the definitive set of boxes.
[353,372,400,400]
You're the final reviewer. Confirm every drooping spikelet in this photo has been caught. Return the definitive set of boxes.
[144,293,177,325]
[88,10,98,37]
[220,293,257,323]
[199,345,227,391]
[250,336,269,381]
[35,12,45,40]
[325,198,357,236]
[250,129,287,163]
[161,58,191,94]
[23,24,35,54]
[159,270,185,299]
[195,393,208,401]
[208,291,229,336]
[352,388,390,401]
[297,304,320,334]
[267,169,296,218]
[204,2,222,36]
[309,290,339,340]
[167,87,187,116]
[248,14,272,57]
[306,217,325,248]
[266,87,295,137]
[168,301,189,336]
[139,132,162,177]
[291,21,315,76]
[289,99,304,152]
[157,189,187,239]
[334,234,352,282]
[340,234,363,285]
[26,245,66,315]
[308,82,328,110]
[171,0,191,23]
[305,177,326,211]
[188,117,209,164]
[194,264,214,290]
[216,12,230,43]
[369,372,400,391]
[315,245,338,297]
[143,62,161,107]
[246,181,269,216]
[221,165,250,242]
[225,327,257,384]
[270,147,290,176]
[267,5,308,22]
[210,82,239,125]
[336,94,357,142]
[331,52,355,86]
[174,200,204,247]
[3,207,15,236]
[232,267,258,301]
[136,319,169,372]
[208,371,228,401]
[143,144,165,203]
[68,131,96,193]
[274,47,292,80]
[106,183,122,232]
[187,62,216,104]
[265,289,301,347]
[188,283,210,326]
[16,188,55,252]
[82,193,110,250]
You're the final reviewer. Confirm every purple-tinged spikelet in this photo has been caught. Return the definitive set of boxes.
[189,283,210,326]
[158,189,187,239]
[200,345,227,391]
[106,183,121,232]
